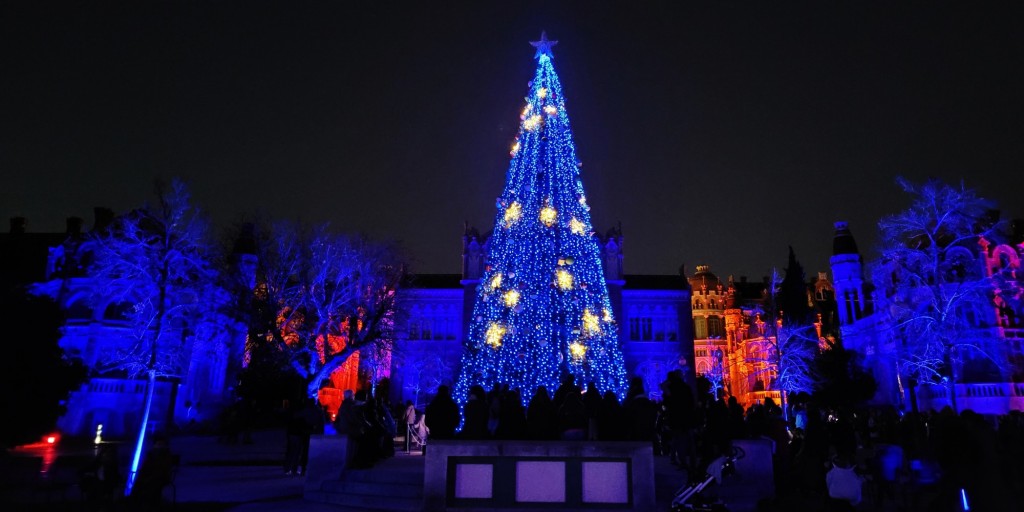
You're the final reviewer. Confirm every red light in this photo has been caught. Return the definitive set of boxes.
[46,436,56,444]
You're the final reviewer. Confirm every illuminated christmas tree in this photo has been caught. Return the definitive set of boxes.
[455,33,628,404]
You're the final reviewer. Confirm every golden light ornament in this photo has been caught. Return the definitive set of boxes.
[511,141,521,155]
[582,309,601,335]
[555,268,573,290]
[569,342,587,360]
[503,289,520,308]
[489,272,503,291]
[485,322,507,348]
[544,105,557,116]
[539,205,557,227]
[603,308,613,322]
[523,114,542,131]
[537,87,548,99]
[521,104,532,118]
[569,217,585,235]
[504,202,523,227]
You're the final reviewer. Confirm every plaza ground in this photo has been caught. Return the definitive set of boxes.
[2,428,909,511]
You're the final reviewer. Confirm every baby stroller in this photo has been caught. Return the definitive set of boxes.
[405,413,429,453]
[671,446,744,512]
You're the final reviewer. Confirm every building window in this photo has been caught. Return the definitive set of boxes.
[707,316,723,338]
[628,305,679,342]
[103,302,134,321]
[629,317,653,341]
[443,317,456,340]
[694,317,707,339]
[66,299,93,321]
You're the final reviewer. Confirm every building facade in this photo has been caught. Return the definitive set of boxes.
[829,221,1024,414]
[391,226,695,406]
[4,211,242,437]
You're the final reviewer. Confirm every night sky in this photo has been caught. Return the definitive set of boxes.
[3,1,1023,279]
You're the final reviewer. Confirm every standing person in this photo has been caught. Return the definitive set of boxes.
[130,437,176,508]
[402,400,416,437]
[624,378,658,449]
[359,394,385,466]
[727,396,747,440]
[664,371,698,477]
[583,382,602,440]
[487,383,505,436]
[552,374,577,412]
[284,400,307,475]
[558,389,588,440]
[333,390,368,467]
[527,386,556,440]
[461,385,490,439]
[495,389,527,440]
[597,391,626,441]
[425,385,460,440]
[298,397,323,474]
[333,390,357,435]
[376,396,397,458]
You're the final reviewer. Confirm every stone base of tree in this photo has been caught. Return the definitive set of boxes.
[423,440,655,511]
[303,435,351,497]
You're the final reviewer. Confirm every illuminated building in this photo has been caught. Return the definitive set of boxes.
[830,221,1024,413]
[392,225,695,406]
[5,210,244,437]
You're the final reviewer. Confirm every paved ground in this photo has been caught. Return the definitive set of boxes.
[2,430,842,511]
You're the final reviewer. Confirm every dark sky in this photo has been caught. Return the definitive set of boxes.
[3,1,1023,279]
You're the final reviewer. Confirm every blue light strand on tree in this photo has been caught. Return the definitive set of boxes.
[455,34,628,406]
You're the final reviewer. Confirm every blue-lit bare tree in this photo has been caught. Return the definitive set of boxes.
[244,222,405,400]
[874,178,1014,412]
[88,179,235,495]
[746,268,820,415]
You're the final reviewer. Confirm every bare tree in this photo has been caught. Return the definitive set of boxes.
[745,269,820,415]
[88,179,234,494]
[244,222,405,399]
[397,350,454,409]
[874,178,1012,412]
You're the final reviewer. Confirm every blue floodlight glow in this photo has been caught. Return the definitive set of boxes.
[960,488,970,511]
[454,36,628,405]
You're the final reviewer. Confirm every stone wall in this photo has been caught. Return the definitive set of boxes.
[423,440,654,511]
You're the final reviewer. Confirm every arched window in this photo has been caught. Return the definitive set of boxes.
[993,246,1020,273]
[103,302,134,321]
[66,299,93,321]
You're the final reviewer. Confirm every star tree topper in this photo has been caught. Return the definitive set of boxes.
[530,31,558,59]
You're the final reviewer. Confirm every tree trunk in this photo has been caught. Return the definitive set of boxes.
[947,370,958,414]
[125,369,156,496]
[127,263,169,496]
[945,350,958,413]
[306,344,360,399]
[780,389,789,422]
[908,376,920,415]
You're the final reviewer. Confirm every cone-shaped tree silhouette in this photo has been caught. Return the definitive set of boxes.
[455,34,628,404]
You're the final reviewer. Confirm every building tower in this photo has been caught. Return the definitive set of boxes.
[454,33,628,403]
[830,221,871,328]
